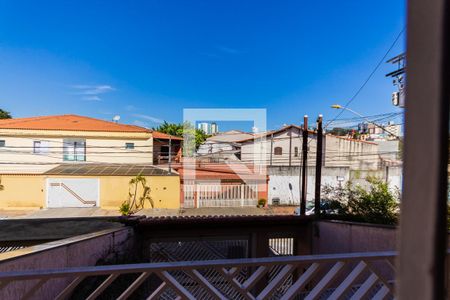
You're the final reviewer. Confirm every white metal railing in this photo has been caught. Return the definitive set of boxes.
[183,184,258,208]
[0,251,396,299]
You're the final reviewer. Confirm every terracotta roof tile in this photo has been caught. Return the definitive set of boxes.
[151,131,183,140]
[0,114,151,133]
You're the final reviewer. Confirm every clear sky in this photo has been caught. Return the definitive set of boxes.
[0,0,405,131]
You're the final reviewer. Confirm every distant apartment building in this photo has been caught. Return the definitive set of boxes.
[358,121,402,141]
[210,122,219,134]
[197,122,219,135]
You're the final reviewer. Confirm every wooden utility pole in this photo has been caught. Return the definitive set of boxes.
[168,137,172,174]
[270,133,274,166]
[314,115,323,216]
[300,115,308,215]
[289,130,292,167]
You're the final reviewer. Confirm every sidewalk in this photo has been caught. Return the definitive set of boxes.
[0,205,297,219]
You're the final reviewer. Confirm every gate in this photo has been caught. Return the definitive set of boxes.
[46,178,99,208]
[183,184,258,208]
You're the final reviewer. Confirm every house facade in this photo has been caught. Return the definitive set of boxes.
[0,164,180,209]
[172,160,268,208]
[0,114,182,209]
[238,125,380,170]
[0,115,154,171]
[0,114,184,171]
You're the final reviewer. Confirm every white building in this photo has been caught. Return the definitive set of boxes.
[197,122,211,134]
[197,122,219,135]
[237,125,380,170]
[358,121,402,141]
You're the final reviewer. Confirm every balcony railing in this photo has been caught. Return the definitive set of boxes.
[0,251,395,299]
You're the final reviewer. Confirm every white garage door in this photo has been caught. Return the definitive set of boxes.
[47,178,99,208]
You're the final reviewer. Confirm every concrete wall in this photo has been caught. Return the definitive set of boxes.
[99,175,180,209]
[350,166,402,191]
[268,166,350,205]
[312,220,450,256]
[0,174,181,209]
[0,227,134,299]
[268,165,402,205]
[312,220,397,254]
[0,175,45,208]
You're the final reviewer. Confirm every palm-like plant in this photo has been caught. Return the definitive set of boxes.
[119,175,154,215]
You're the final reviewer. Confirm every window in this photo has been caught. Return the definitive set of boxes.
[33,141,48,154]
[63,139,86,161]
[274,147,282,155]
[160,146,169,156]
[294,147,299,157]
[125,143,135,150]
[33,141,41,153]
[0,140,5,147]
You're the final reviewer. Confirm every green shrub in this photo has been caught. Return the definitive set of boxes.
[119,202,131,216]
[257,198,267,207]
[321,176,399,225]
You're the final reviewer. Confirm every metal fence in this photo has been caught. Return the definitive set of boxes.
[183,184,258,208]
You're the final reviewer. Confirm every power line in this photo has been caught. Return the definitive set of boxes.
[324,27,406,130]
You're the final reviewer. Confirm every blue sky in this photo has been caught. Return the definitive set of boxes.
[0,0,405,131]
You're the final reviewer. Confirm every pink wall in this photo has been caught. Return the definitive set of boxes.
[313,220,397,254]
[0,227,134,299]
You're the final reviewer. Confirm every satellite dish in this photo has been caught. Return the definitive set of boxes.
[112,115,121,123]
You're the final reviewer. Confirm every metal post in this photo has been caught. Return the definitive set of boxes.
[300,115,308,215]
[314,115,323,216]
[398,0,450,298]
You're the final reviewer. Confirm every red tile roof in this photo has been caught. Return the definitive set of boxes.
[0,114,151,133]
[173,163,267,181]
[152,131,183,140]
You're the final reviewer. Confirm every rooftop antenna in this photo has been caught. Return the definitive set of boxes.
[112,115,121,123]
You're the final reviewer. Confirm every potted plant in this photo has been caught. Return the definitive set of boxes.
[257,198,266,208]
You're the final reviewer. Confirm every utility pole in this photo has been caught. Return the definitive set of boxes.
[289,131,292,167]
[300,115,308,215]
[270,133,274,166]
[168,137,172,174]
[314,115,323,216]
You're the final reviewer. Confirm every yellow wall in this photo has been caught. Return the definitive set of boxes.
[98,176,180,209]
[0,175,45,209]
[0,175,180,210]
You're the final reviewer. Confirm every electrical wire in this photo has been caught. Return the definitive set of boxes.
[324,27,406,130]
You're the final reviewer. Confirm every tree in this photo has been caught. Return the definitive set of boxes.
[328,127,352,136]
[153,121,210,149]
[0,109,11,119]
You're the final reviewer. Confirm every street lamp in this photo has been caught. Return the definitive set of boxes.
[331,104,399,138]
